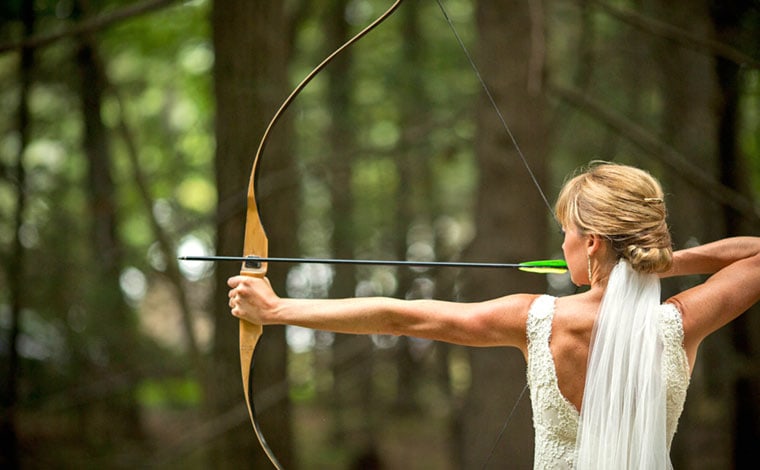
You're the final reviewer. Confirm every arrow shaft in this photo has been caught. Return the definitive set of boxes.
[179,255,566,271]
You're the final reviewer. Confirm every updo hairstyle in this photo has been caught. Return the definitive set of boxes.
[555,162,673,274]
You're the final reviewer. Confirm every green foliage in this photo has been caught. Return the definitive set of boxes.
[137,377,201,408]
[741,69,760,197]
[293,0,479,272]
[1,0,758,466]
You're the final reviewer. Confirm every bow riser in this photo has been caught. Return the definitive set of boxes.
[242,174,269,274]
[240,150,280,466]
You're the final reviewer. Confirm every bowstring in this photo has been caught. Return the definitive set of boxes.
[434,1,557,467]
[482,383,529,470]
[434,0,557,222]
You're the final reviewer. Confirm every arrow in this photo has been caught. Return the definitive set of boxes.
[178,255,567,274]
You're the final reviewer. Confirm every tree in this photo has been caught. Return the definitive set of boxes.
[211,0,296,467]
[1,1,34,467]
[457,1,551,468]
[75,4,144,447]
[710,1,760,466]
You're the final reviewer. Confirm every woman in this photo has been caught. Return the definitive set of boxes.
[227,162,760,469]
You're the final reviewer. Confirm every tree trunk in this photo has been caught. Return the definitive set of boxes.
[76,30,143,445]
[647,1,728,468]
[322,0,377,451]
[212,1,296,467]
[392,3,431,417]
[710,2,760,466]
[1,2,35,468]
[457,1,551,468]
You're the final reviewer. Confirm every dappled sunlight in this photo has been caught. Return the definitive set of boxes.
[176,235,212,281]
[286,325,315,354]
[174,176,216,214]
[178,41,213,75]
[2,0,757,466]
[119,266,148,307]
[286,263,334,299]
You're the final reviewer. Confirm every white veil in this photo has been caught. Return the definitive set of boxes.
[575,259,670,469]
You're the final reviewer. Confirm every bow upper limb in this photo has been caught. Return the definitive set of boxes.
[228,275,536,351]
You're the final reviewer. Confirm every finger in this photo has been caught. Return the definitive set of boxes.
[230,305,242,318]
[227,275,243,288]
[229,287,243,300]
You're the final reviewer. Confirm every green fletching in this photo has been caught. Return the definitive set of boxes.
[517,259,568,274]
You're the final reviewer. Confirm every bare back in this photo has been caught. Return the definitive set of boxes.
[540,292,600,411]
[528,291,692,411]
[525,292,691,469]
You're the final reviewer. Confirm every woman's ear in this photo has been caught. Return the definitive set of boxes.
[586,233,604,256]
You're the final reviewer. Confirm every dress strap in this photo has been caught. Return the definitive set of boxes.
[526,294,556,345]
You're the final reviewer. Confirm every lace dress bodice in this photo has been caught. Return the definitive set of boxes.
[525,295,690,469]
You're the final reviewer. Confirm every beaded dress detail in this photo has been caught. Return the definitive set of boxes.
[525,295,690,469]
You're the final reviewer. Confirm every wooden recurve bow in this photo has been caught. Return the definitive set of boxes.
[237,2,405,468]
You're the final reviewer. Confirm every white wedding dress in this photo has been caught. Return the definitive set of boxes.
[525,295,690,469]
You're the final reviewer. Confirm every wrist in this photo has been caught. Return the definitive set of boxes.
[262,296,288,325]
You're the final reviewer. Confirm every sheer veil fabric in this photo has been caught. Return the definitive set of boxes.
[575,260,671,469]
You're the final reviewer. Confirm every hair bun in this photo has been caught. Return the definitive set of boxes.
[624,245,672,274]
[555,162,675,275]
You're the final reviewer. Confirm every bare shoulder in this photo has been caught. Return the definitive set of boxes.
[465,293,542,351]
[481,293,543,323]
[552,293,600,335]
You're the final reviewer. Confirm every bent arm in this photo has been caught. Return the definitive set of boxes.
[665,236,760,355]
[228,275,536,350]
[662,236,760,278]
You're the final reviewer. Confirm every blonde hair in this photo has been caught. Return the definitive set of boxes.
[555,162,673,273]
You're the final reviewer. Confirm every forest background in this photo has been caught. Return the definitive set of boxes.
[1,0,759,468]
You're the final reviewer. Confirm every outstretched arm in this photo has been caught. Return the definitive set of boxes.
[664,236,760,358]
[227,275,537,350]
